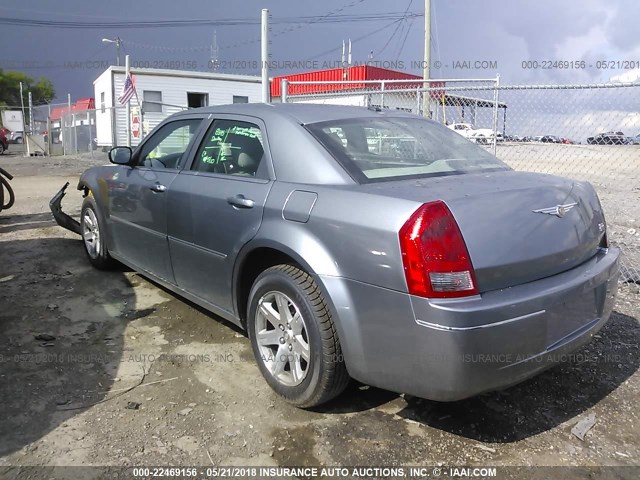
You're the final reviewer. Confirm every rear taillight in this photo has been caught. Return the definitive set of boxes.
[399,201,479,298]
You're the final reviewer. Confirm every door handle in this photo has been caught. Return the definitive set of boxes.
[150,184,167,193]
[227,194,255,209]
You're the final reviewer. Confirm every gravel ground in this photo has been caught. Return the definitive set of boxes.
[0,151,638,479]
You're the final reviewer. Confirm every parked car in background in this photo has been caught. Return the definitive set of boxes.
[0,129,8,154]
[51,104,620,407]
[9,130,23,144]
[624,135,640,145]
[561,138,575,144]
[540,135,561,143]
[447,123,501,145]
[587,131,625,145]
[447,123,478,142]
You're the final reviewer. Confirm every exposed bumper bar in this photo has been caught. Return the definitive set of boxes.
[49,182,82,235]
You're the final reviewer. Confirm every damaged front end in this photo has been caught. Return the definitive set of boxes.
[49,182,82,235]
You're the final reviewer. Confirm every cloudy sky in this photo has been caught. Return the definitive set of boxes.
[1,0,639,103]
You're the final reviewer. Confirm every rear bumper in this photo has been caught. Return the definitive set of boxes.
[321,247,620,401]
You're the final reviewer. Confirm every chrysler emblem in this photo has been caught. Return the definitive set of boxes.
[533,202,578,218]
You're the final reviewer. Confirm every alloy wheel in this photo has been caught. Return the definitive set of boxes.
[82,208,101,259]
[254,291,310,386]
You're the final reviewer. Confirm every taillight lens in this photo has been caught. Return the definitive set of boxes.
[399,201,479,298]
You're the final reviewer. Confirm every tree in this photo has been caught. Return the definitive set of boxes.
[0,69,56,108]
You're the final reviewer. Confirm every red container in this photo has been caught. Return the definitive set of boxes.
[271,66,425,97]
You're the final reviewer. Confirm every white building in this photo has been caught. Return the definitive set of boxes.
[93,66,262,147]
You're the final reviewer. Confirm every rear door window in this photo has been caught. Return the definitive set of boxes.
[192,119,267,178]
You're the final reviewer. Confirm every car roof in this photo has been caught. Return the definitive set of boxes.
[171,102,418,125]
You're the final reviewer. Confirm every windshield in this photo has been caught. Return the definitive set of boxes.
[306,116,510,183]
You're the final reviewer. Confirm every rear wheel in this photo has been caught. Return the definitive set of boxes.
[81,195,115,269]
[0,143,4,155]
[247,265,349,408]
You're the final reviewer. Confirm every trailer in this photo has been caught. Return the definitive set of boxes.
[93,66,262,148]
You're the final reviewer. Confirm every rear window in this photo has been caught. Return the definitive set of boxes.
[306,116,509,183]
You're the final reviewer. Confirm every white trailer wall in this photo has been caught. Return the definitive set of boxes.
[94,67,262,148]
[94,69,115,147]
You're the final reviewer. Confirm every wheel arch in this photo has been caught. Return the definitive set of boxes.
[234,242,315,327]
[77,172,113,253]
[232,238,359,377]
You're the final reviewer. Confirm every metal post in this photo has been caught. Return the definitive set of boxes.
[19,82,27,150]
[46,116,51,156]
[421,0,431,118]
[47,103,51,156]
[20,82,30,156]
[116,38,121,66]
[261,9,270,103]
[415,88,422,115]
[380,81,385,109]
[73,114,78,154]
[503,107,507,138]
[28,92,34,133]
[491,74,500,155]
[281,79,289,103]
[126,54,131,147]
[63,94,71,156]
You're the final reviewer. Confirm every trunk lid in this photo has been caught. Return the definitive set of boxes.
[360,171,606,292]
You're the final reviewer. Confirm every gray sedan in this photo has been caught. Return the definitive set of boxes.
[51,104,620,407]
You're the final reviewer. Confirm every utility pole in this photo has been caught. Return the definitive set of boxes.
[422,0,431,118]
[261,9,270,103]
[102,37,122,66]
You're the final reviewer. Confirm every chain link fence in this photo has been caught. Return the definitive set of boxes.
[281,78,640,283]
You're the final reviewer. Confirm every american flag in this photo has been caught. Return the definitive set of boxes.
[118,74,137,105]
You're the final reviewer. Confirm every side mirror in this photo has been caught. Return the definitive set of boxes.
[109,146,133,165]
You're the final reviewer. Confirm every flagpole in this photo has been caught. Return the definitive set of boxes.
[133,79,143,139]
[125,54,131,147]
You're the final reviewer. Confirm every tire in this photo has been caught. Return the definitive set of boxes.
[80,195,115,269]
[0,143,4,155]
[247,264,350,408]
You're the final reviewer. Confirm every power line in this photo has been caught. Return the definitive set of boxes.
[118,0,369,53]
[431,0,442,72]
[373,0,413,60]
[0,12,424,29]
[302,17,406,63]
[396,17,415,61]
[395,0,414,61]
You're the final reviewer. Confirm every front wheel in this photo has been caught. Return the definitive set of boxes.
[81,195,115,269]
[247,265,349,408]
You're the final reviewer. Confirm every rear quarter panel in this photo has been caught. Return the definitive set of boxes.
[251,181,420,292]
